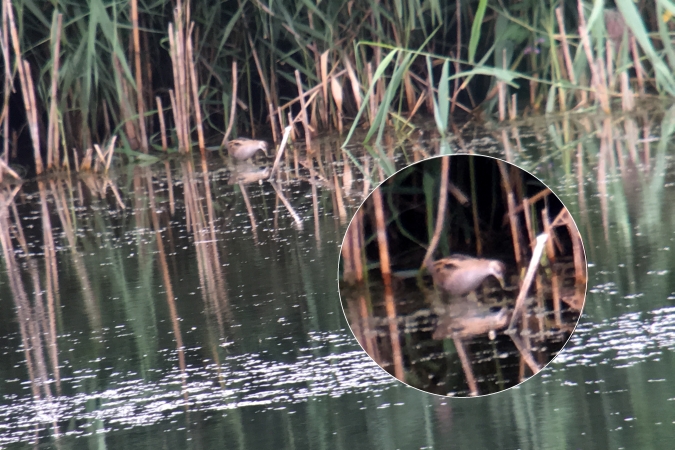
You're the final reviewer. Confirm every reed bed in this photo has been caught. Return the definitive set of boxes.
[2,0,675,179]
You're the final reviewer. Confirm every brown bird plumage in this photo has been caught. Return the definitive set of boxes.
[428,255,506,296]
[226,138,268,160]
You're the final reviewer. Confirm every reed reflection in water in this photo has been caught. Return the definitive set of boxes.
[1,106,675,447]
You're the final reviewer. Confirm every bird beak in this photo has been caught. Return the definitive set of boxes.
[495,274,506,289]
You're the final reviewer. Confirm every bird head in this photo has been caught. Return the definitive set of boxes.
[488,260,506,289]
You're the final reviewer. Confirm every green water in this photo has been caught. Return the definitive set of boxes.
[2,110,675,449]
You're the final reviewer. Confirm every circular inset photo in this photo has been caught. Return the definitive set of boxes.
[338,154,587,397]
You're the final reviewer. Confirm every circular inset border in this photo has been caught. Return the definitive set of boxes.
[338,154,587,397]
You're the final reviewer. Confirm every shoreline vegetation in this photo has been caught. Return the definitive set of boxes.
[1,0,675,180]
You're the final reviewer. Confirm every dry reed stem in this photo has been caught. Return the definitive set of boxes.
[268,103,278,143]
[454,338,479,396]
[630,36,645,94]
[175,6,190,151]
[277,69,346,113]
[80,148,93,171]
[247,33,273,116]
[508,233,549,331]
[1,0,11,176]
[498,49,506,121]
[341,221,355,282]
[73,148,80,172]
[498,161,522,265]
[310,173,320,245]
[5,0,42,174]
[46,14,63,170]
[556,7,576,85]
[352,210,364,283]
[621,72,634,111]
[320,50,329,127]
[112,56,140,150]
[542,206,562,325]
[238,182,259,243]
[269,181,303,226]
[269,125,292,180]
[294,70,312,150]
[344,56,362,110]
[0,157,20,179]
[422,156,450,269]
[23,61,43,174]
[186,24,205,155]
[332,169,347,222]
[131,0,148,153]
[221,60,239,148]
[367,62,376,121]
[330,76,344,134]
[577,0,610,113]
[168,89,182,148]
[156,97,168,151]
[371,175,404,381]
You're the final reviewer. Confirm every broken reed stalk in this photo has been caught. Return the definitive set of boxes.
[294,70,312,150]
[131,0,148,153]
[269,181,303,226]
[269,125,292,179]
[0,157,20,179]
[156,97,168,151]
[46,13,63,170]
[508,233,549,331]
[221,60,238,148]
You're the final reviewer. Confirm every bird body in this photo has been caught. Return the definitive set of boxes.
[226,138,268,160]
[429,255,506,296]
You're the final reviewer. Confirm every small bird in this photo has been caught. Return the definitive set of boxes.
[226,138,268,161]
[428,255,506,297]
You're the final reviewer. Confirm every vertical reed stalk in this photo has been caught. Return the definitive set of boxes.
[46,13,63,170]
[295,70,312,150]
[131,0,148,153]
[221,61,238,148]
[1,0,10,177]
[156,97,168,151]
[5,0,42,173]
[186,25,205,155]
[498,161,522,266]
[371,175,404,381]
